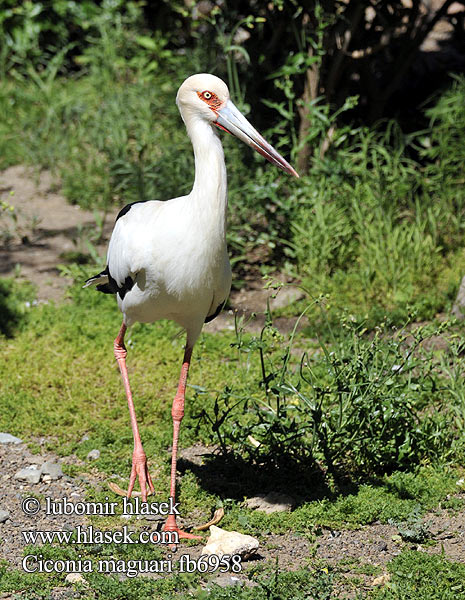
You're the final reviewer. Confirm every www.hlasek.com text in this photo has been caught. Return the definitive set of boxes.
[22,525,179,546]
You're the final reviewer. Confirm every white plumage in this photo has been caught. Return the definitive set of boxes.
[84,73,297,543]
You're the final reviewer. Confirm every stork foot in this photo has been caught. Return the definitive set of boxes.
[163,514,203,549]
[112,449,154,502]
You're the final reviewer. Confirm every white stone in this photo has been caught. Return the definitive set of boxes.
[0,433,22,444]
[87,449,100,461]
[201,525,259,559]
[41,460,63,480]
[0,510,9,523]
[244,492,295,513]
[14,466,41,484]
[65,572,87,585]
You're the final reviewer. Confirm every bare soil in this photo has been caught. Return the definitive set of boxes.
[1,440,465,598]
[0,166,113,303]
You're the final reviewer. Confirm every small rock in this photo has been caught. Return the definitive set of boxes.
[0,432,22,444]
[270,286,306,310]
[202,525,259,559]
[178,444,212,466]
[14,466,41,484]
[452,276,465,319]
[41,460,64,480]
[80,434,90,443]
[208,574,243,589]
[376,541,388,552]
[143,514,165,522]
[244,492,295,514]
[0,510,10,523]
[371,574,390,587]
[87,449,100,461]
[65,572,87,585]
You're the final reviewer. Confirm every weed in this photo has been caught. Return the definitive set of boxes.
[199,304,463,480]
[388,505,432,544]
[372,551,465,599]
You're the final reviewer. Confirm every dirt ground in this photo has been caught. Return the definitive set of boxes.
[1,439,465,598]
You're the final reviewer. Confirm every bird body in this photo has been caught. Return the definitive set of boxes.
[101,194,231,341]
[85,73,297,543]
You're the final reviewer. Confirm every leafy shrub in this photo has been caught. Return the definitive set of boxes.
[290,78,465,322]
[199,306,464,479]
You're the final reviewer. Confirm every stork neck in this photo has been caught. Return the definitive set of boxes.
[187,118,228,237]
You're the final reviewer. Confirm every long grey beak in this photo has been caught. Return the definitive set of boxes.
[215,100,299,178]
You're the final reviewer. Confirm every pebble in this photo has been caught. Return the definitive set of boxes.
[143,514,165,522]
[87,449,100,461]
[0,510,10,523]
[41,460,64,480]
[208,574,243,589]
[202,526,259,559]
[65,572,87,585]
[0,433,22,444]
[270,286,306,310]
[14,466,41,484]
[452,275,465,319]
[244,492,295,514]
[371,574,391,586]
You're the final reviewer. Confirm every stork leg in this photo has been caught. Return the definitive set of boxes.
[163,345,202,541]
[114,322,154,502]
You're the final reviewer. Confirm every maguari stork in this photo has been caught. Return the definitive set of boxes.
[85,73,298,541]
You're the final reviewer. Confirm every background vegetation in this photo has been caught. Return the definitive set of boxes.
[1,1,465,598]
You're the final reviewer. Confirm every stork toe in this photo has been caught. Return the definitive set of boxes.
[163,513,203,550]
[127,450,154,501]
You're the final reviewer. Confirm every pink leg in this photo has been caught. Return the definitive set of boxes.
[163,345,202,542]
[114,322,154,502]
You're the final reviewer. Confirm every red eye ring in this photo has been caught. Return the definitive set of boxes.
[197,90,222,111]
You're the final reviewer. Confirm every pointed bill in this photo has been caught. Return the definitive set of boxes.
[215,100,299,178]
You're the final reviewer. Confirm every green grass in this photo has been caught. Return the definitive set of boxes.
[0,278,464,596]
[372,551,465,599]
[289,87,465,327]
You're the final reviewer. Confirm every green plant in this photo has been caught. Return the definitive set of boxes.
[199,302,463,479]
[372,551,465,599]
[388,504,432,543]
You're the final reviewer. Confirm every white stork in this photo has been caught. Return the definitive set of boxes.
[84,73,298,541]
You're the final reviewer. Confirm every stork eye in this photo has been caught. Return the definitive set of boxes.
[197,90,222,111]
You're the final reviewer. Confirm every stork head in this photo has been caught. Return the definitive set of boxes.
[176,73,299,178]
